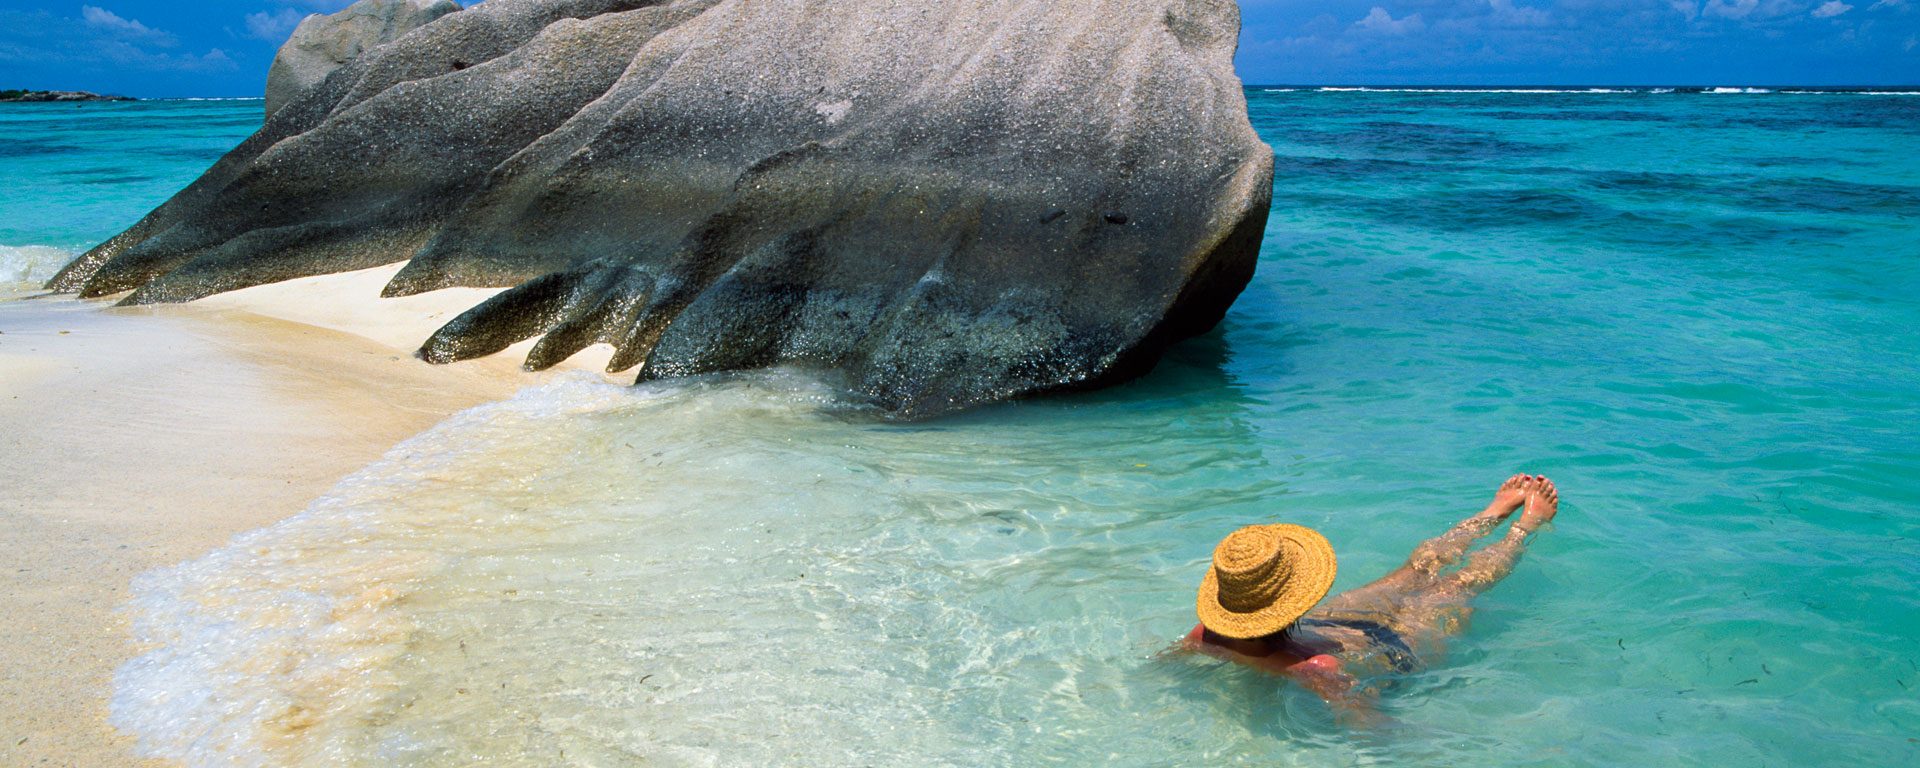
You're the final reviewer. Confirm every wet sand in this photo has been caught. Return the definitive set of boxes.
[0,269,615,766]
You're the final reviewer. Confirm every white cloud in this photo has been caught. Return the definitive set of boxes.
[1867,0,1906,9]
[1702,0,1819,18]
[85,37,238,72]
[80,5,176,46]
[1353,7,1426,34]
[0,8,233,74]
[1702,0,1761,17]
[245,9,309,41]
[1670,0,1701,18]
[1811,0,1853,14]
[182,48,235,72]
[1488,0,1552,26]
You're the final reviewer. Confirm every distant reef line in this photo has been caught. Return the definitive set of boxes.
[0,90,136,103]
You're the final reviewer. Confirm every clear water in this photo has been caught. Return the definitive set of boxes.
[4,90,1918,766]
[0,98,264,286]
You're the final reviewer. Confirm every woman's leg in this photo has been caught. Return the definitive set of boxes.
[1351,476,1559,645]
[1396,479,1559,642]
[1446,478,1557,594]
[1316,475,1535,616]
[1392,474,1534,581]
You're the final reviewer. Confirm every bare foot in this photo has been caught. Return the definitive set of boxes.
[1516,476,1559,533]
[1476,474,1534,521]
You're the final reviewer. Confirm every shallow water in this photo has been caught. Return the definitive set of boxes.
[4,90,1918,765]
[0,98,264,287]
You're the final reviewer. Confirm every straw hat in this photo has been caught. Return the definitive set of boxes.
[1196,524,1338,640]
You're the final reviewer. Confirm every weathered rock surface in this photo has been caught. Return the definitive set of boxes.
[264,0,461,116]
[51,0,1274,418]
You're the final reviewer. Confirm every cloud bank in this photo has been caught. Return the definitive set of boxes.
[1236,0,1919,85]
[0,6,234,80]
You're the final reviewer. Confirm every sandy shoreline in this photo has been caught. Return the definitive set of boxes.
[0,268,617,766]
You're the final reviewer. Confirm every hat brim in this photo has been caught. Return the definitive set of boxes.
[1196,524,1337,640]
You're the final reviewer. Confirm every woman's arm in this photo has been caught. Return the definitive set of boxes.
[1289,655,1388,727]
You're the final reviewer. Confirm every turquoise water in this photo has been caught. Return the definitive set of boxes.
[0,100,261,250]
[6,90,1920,765]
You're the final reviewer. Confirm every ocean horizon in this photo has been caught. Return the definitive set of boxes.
[11,84,1920,102]
[4,86,1917,765]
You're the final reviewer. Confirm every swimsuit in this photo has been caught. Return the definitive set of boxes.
[1297,616,1422,674]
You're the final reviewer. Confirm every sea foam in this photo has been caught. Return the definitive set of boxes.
[0,245,69,285]
[113,375,651,766]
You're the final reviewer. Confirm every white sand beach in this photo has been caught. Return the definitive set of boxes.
[0,266,618,766]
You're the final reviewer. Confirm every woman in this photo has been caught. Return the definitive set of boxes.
[1181,475,1560,722]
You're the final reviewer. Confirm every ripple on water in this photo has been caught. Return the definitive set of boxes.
[114,373,1350,766]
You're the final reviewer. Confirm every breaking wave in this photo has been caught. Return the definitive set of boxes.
[0,244,69,285]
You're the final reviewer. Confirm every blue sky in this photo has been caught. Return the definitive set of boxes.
[0,0,1914,96]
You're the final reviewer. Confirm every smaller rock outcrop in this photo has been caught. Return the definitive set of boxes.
[0,90,133,102]
[264,0,460,116]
